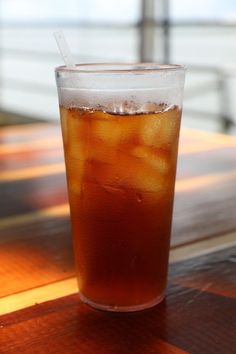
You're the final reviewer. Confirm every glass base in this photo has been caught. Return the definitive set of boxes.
[79,292,165,312]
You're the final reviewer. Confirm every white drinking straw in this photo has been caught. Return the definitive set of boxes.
[54,31,76,68]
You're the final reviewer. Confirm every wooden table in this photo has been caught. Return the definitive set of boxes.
[0,123,236,353]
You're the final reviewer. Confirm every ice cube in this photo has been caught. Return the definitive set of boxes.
[91,117,121,146]
[66,108,89,160]
[84,145,170,194]
[160,108,181,145]
[107,100,139,115]
[131,146,170,174]
[139,113,161,147]
[131,165,164,192]
[66,158,85,195]
[140,107,181,148]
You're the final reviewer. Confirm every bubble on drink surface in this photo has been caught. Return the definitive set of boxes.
[105,101,170,115]
[106,100,139,115]
[138,102,169,114]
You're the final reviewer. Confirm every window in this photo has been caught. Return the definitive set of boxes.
[0,0,140,120]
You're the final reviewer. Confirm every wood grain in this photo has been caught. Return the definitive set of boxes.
[1,124,236,319]
[0,204,69,231]
[0,174,67,217]
[177,146,236,178]
[0,123,59,143]
[0,137,62,155]
[0,246,235,354]
[170,245,236,299]
[0,215,73,298]
[0,278,78,316]
[0,147,63,172]
[173,176,236,246]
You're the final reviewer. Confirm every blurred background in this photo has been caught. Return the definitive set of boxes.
[0,0,236,134]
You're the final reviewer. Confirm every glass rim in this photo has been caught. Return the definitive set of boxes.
[55,62,186,74]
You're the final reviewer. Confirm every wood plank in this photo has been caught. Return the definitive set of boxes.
[0,168,235,298]
[1,168,236,243]
[0,215,73,298]
[0,296,188,354]
[0,123,60,143]
[1,162,236,217]
[173,176,236,246]
[170,245,236,299]
[179,140,236,154]
[1,134,229,157]
[0,147,63,172]
[176,169,236,192]
[0,124,235,161]
[0,203,69,232]
[1,123,235,147]
[0,162,65,182]
[1,124,236,307]
[170,230,236,263]
[182,127,236,146]
[177,146,236,179]
[1,145,235,181]
[0,232,235,315]
[0,246,235,354]
[0,278,78,316]
[0,174,67,217]
[0,213,234,300]
[0,137,62,155]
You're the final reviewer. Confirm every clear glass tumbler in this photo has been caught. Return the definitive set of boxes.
[55,63,185,312]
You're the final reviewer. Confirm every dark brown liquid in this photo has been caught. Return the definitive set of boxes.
[60,106,181,308]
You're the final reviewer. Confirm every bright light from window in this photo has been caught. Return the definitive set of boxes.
[1,0,140,23]
[171,0,236,20]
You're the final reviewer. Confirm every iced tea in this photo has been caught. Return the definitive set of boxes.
[59,104,181,310]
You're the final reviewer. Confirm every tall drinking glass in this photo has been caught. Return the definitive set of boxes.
[55,64,185,312]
